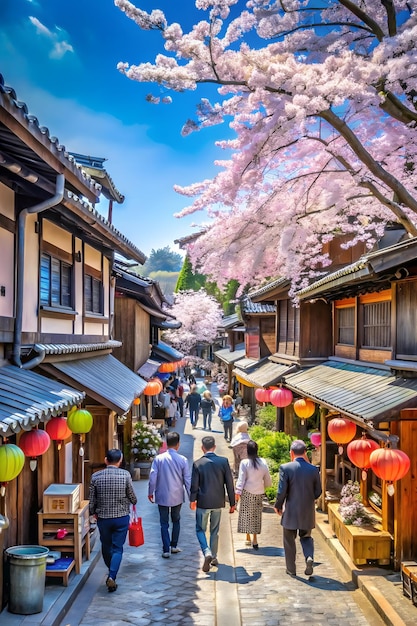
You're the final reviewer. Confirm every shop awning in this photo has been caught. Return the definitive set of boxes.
[214,345,246,365]
[41,354,147,415]
[151,341,183,362]
[283,360,417,424]
[137,359,161,381]
[234,357,263,371]
[0,365,85,437]
[233,360,297,388]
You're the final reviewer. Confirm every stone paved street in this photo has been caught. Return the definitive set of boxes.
[63,385,386,626]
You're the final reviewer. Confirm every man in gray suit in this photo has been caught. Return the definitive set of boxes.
[190,435,236,572]
[274,439,322,577]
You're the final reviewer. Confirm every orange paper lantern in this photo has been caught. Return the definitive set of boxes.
[293,398,315,424]
[144,378,163,396]
[327,417,356,454]
[369,447,410,495]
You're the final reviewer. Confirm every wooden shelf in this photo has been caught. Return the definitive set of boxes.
[38,500,90,575]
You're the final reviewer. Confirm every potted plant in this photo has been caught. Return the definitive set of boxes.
[131,421,162,477]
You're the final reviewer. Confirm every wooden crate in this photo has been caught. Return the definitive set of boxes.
[401,561,417,605]
[43,483,81,514]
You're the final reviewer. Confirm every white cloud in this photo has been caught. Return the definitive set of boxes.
[28,16,74,59]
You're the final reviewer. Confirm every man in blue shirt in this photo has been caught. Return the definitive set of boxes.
[148,431,191,558]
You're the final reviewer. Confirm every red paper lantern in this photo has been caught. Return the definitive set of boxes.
[328,417,356,454]
[369,447,410,495]
[293,398,315,424]
[255,388,269,403]
[19,428,51,470]
[144,378,163,396]
[46,416,72,450]
[347,435,379,480]
[269,388,293,408]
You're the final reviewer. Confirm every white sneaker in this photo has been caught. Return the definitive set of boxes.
[171,547,182,554]
[162,552,170,558]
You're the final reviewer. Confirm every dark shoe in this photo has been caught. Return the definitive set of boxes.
[286,570,296,577]
[252,544,259,550]
[211,558,219,567]
[202,553,213,572]
[106,577,117,592]
[305,556,314,576]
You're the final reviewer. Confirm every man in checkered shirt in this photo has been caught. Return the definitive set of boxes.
[89,449,137,592]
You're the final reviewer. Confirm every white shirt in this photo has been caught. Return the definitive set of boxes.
[236,457,272,495]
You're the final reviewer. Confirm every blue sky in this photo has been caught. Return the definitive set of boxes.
[0,0,226,260]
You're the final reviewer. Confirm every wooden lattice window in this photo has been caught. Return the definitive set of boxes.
[337,306,355,345]
[362,301,391,348]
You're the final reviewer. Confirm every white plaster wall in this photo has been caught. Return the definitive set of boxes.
[0,183,15,317]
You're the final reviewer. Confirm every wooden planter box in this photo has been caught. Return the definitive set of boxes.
[328,502,392,565]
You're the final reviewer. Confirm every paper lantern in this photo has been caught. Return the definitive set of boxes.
[0,443,25,495]
[293,398,316,424]
[46,416,72,450]
[144,378,163,396]
[133,397,141,406]
[159,362,174,373]
[255,388,269,403]
[67,409,93,457]
[235,374,255,387]
[369,447,410,495]
[270,388,293,408]
[347,435,379,481]
[328,417,356,454]
[19,428,51,471]
[310,432,322,448]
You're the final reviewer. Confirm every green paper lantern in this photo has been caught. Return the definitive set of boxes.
[67,409,93,435]
[0,443,25,483]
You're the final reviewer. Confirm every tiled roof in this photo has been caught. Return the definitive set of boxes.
[30,341,122,356]
[242,296,275,314]
[249,277,288,299]
[0,74,100,198]
[69,153,125,204]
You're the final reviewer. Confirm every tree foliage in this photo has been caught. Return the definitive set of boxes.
[143,246,183,274]
[175,255,206,291]
[116,0,417,293]
[163,288,223,353]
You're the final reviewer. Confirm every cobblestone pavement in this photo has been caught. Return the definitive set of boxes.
[64,384,386,626]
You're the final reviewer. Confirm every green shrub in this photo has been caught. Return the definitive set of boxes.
[249,426,293,472]
[254,404,276,430]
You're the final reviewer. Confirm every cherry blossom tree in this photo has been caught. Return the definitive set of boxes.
[163,288,223,354]
[115,0,417,292]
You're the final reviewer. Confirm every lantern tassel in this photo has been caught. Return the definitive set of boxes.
[29,458,38,471]
[1,483,6,497]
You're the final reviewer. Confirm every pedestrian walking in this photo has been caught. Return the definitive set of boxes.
[218,394,235,442]
[230,421,250,477]
[201,389,216,430]
[190,435,236,572]
[235,440,272,549]
[148,431,191,558]
[89,449,137,593]
[184,384,201,428]
[177,379,185,417]
[274,439,322,578]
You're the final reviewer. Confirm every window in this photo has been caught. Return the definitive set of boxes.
[337,306,355,345]
[362,301,391,348]
[84,274,103,314]
[40,253,72,308]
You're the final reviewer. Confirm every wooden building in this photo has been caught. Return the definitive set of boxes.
[0,75,149,604]
[286,237,417,568]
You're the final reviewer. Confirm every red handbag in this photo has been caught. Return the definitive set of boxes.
[129,506,144,547]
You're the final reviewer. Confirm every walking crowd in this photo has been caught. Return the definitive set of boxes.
[89,375,322,594]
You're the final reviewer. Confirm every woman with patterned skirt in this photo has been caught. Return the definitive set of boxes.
[235,440,272,549]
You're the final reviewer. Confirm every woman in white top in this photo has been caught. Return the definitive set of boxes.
[235,440,272,550]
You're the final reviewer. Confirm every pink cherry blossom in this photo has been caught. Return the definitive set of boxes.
[115,0,417,291]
